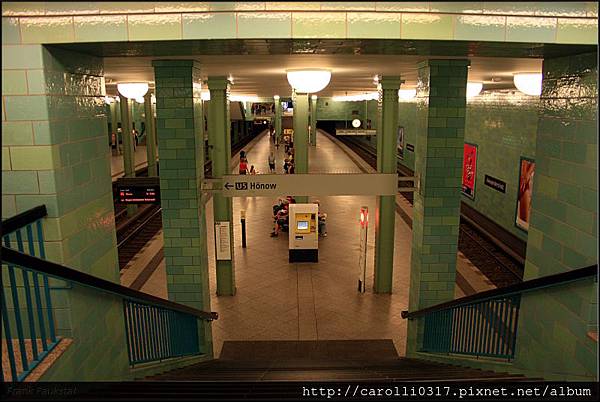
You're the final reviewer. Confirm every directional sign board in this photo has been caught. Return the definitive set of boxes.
[220,173,397,197]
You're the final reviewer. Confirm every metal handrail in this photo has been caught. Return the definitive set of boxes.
[1,205,48,236]
[2,247,218,322]
[402,265,597,319]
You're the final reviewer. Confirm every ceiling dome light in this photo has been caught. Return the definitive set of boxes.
[201,91,211,101]
[117,82,149,99]
[311,95,318,100]
[286,69,331,93]
[274,95,280,100]
[466,82,483,98]
[513,73,542,96]
[398,89,416,101]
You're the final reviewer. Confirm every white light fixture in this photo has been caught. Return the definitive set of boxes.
[104,96,114,104]
[286,69,331,93]
[151,94,156,104]
[135,97,145,104]
[466,82,483,98]
[352,119,361,128]
[513,73,542,96]
[117,82,149,99]
[398,89,417,101]
[274,95,280,100]
[201,91,211,101]
[311,95,318,100]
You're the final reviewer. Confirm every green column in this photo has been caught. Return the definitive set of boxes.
[293,92,309,203]
[109,101,118,149]
[119,94,137,216]
[406,60,469,355]
[152,60,213,354]
[373,76,402,293]
[310,95,318,146]
[143,91,158,176]
[274,95,282,143]
[207,77,236,296]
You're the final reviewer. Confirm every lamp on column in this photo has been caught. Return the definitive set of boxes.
[117,82,149,99]
[286,69,331,93]
[466,82,483,98]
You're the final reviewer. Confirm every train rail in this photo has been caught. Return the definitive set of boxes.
[333,133,524,288]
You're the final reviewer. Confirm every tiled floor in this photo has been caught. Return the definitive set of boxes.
[133,130,493,358]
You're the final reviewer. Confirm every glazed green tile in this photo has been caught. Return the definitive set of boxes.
[2,17,21,44]
[401,13,454,40]
[3,96,48,121]
[347,12,400,39]
[98,2,155,14]
[208,2,265,11]
[1,2,45,16]
[237,12,291,38]
[33,120,68,145]
[321,2,375,11]
[534,2,588,17]
[1,44,44,69]
[10,145,60,170]
[556,18,598,44]
[506,16,557,43]
[20,16,75,44]
[2,171,39,193]
[454,15,506,41]
[2,70,28,95]
[2,121,33,145]
[292,12,345,38]
[1,147,10,170]
[154,2,210,12]
[74,15,127,42]
[429,2,483,14]
[128,14,182,41]
[266,2,320,11]
[482,2,538,16]
[44,2,100,15]
[2,195,17,218]
[25,68,47,94]
[372,2,429,12]
[182,13,236,39]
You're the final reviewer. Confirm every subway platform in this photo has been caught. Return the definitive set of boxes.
[124,130,494,357]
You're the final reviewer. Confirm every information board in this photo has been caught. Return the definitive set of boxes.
[215,221,232,260]
[116,177,160,204]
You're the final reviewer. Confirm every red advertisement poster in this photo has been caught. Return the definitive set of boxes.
[516,157,535,231]
[461,143,477,199]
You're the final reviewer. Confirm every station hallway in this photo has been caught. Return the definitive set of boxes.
[1,1,597,389]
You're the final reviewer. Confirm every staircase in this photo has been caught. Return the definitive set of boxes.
[76,340,531,400]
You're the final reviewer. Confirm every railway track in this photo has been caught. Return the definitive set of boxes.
[114,129,263,270]
[333,133,524,288]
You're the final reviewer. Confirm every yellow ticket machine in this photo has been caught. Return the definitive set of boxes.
[288,203,318,262]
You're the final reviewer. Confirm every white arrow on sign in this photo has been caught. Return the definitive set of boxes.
[219,173,398,197]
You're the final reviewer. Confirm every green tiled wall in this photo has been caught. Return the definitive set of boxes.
[407,60,469,353]
[1,2,596,44]
[152,60,212,352]
[316,98,379,128]
[512,52,597,380]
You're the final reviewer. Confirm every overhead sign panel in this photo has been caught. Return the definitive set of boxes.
[336,129,377,136]
[220,173,397,197]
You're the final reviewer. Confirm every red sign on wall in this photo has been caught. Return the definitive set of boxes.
[461,143,477,199]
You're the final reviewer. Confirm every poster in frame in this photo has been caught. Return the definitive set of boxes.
[515,157,535,232]
[461,143,478,199]
[397,126,404,160]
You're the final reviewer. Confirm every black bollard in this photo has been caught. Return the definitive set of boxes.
[241,209,247,248]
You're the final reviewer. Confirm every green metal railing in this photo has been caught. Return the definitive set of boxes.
[2,205,218,379]
[403,265,597,361]
[1,206,59,382]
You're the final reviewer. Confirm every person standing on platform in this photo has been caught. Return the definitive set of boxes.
[268,152,276,173]
[239,158,248,175]
[249,165,257,175]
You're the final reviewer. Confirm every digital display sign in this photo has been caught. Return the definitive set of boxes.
[116,177,160,204]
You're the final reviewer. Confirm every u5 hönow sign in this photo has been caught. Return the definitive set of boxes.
[219,173,398,197]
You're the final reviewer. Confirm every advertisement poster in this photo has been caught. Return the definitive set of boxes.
[516,157,535,231]
[461,143,477,199]
[397,126,404,159]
